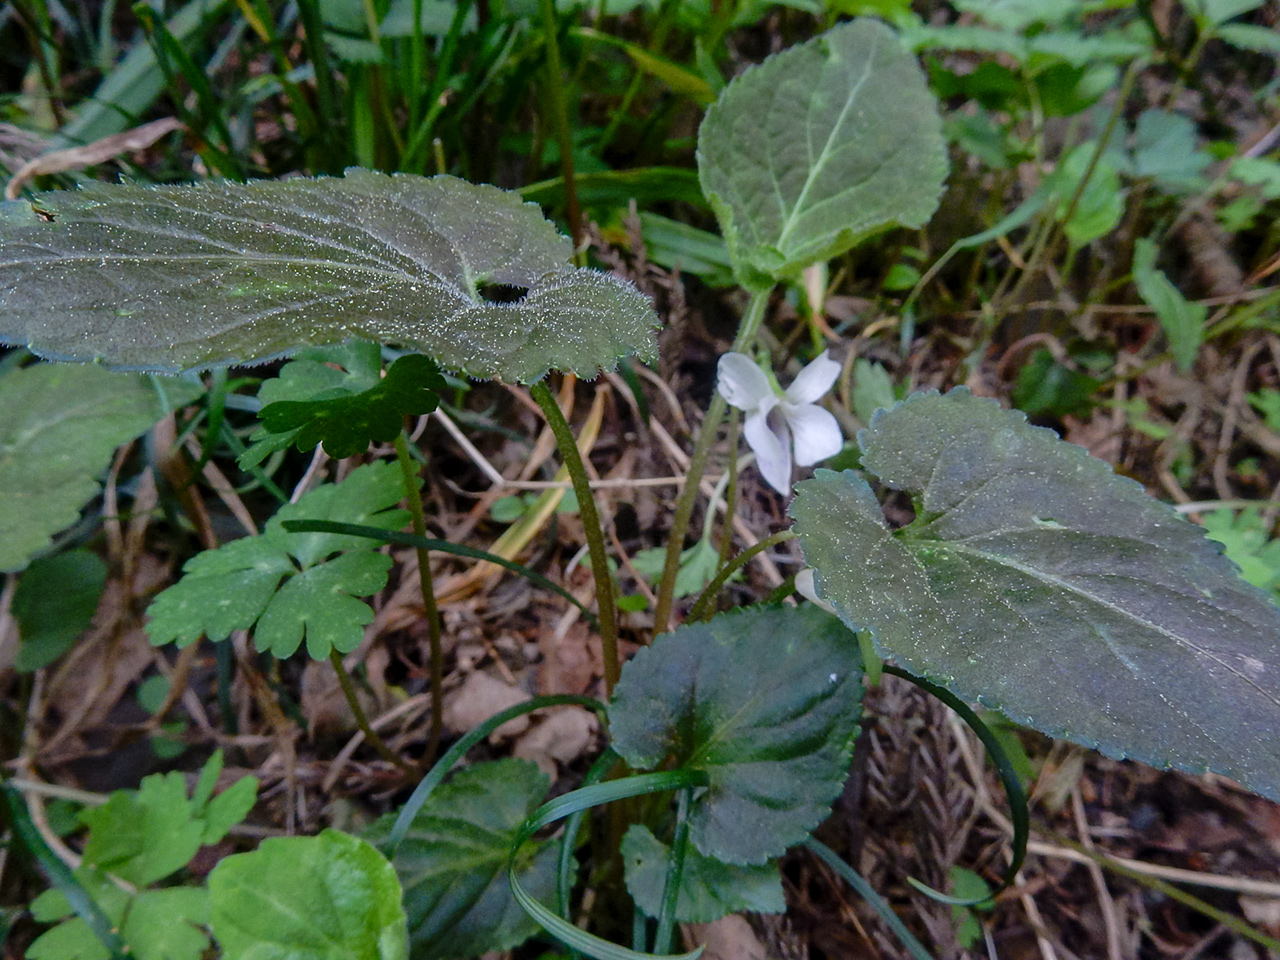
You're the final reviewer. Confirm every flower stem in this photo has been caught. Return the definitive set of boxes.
[529,380,621,694]
[328,648,413,775]
[538,0,581,250]
[394,430,443,764]
[653,286,772,633]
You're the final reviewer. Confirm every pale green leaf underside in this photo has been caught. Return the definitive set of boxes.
[697,18,947,288]
[0,169,657,381]
[0,363,199,572]
[791,390,1280,802]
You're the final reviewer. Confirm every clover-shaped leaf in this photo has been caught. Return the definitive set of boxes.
[146,460,410,659]
[0,169,657,381]
[792,389,1280,802]
[259,353,446,460]
[608,604,863,864]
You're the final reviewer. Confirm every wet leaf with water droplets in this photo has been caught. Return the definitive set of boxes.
[0,169,657,381]
[791,389,1280,802]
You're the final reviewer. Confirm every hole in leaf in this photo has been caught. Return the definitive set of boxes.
[476,282,529,304]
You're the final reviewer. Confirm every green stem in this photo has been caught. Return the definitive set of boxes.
[653,287,772,633]
[538,0,582,248]
[529,381,621,694]
[716,410,742,571]
[395,431,444,764]
[328,648,413,775]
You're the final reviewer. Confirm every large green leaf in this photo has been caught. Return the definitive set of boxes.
[791,389,1280,802]
[0,363,200,573]
[608,605,863,865]
[696,18,947,290]
[0,170,658,382]
[209,830,407,960]
[367,759,559,960]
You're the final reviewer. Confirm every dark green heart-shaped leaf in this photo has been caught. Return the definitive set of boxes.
[791,389,1280,802]
[622,825,784,923]
[0,363,201,572]
[697,18,947,290]
[0,169,657,381]
[366,759,559,960]
[608,604,863,865]
[260,353,446,459]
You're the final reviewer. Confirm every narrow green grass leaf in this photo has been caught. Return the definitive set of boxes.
[804,838,935,960]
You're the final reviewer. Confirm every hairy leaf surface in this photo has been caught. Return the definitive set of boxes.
[146,461,410,658]
[0,363,199,572]
[367,759,559,960]
[209,830,407,960]
[792,389,1280,801]
[622,825,784,923]
[697,18,946,289]
[0,169,657,381]
[608,605,863,864]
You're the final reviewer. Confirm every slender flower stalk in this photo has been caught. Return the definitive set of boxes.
[653,288,773,634]
[530,380,621,694]
[328,648,413,776]
[394,431,444,765]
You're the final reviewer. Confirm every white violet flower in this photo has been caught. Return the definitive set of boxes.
[716,350,843,494]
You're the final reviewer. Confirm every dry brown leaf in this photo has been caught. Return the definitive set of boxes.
[5,117,183,200]
[511,706,598,777]
[443,670,530,741]
[682,916,770,960]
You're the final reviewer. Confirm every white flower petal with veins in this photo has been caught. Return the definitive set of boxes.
[784,351,841,404]
[787,404,843,466]
[715,349,844,494]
